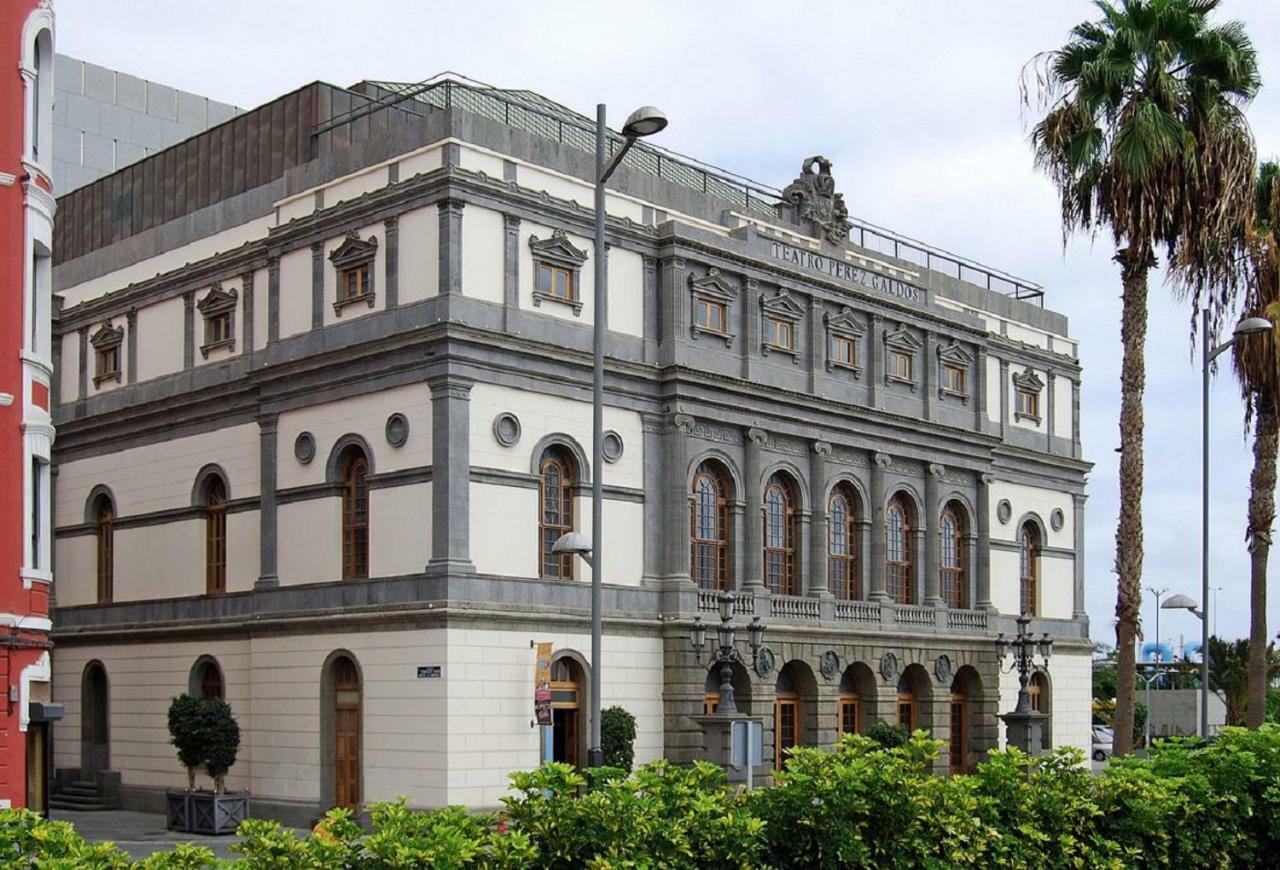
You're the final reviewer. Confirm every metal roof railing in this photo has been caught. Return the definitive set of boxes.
[320,73,1044,307]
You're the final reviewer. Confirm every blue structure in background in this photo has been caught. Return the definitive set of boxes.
[1141,642,1176,663]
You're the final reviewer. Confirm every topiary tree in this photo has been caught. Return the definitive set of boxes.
[167,694,205,792]
[864,720,909,750]
[600,706,637,772]
[199,698,241,794]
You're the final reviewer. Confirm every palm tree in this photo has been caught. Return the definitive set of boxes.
[1024,0,1259,756]
[1231,162,1280,729]
[1207,635,1280,725]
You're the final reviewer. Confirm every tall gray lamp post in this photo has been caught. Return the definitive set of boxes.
[1198,312,1271,739]
[554,103,668,767]
[1161,591,1207,733]
[996,615,1053,754]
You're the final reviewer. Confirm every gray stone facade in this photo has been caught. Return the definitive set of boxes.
[49,77,1091,814]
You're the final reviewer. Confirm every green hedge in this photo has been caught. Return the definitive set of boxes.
[9,725,1280,868]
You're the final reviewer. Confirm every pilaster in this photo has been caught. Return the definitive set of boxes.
[657,256,686,366]
[310,241,324,331]
[77,326,88,399]
[924,463,944,607]
[1073,492,1088,621]
[998,358,1009,437]
[241,270,255,351]
[181,293,194,369]
[808,440,832,598]
[255,413,279,589]
[642,256,658,363]
[1045,367,1056,453]
[426,375,475,575]
[502,213,520,333]
[868,314,882,409]
[126,308,138,383]
[976,473,995,611]
[869,451,890,602]
[743,427,766,591]
[664,414,694,581]
[384,215,399,310]
[808,298,823,394]
[438,199,465,297]
[267,256,280,344]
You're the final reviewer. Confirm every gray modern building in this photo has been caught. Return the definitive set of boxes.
[52,54,240,192]
[48,75,1092,820]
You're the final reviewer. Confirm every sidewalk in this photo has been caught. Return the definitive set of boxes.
[50,808,307,860]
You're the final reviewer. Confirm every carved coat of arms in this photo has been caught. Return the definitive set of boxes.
[781,156,853,245]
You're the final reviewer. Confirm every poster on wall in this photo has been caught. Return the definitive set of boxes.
[534,642,552,726]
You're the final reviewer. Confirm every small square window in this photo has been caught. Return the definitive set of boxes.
[341,265,369,302]
[943,363,965,394]
[694,298,727,333]
[207,311,232,346]
[1016,388,1040,420]
[765,316,794,351]
[96,346,119,379]
[889,349,913,381]
[536,262,575,301]
[830,334,857,366]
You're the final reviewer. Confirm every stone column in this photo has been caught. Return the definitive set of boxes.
[267,256,280,344]
[1073,493,1088,621]
[808,298,823,394]
[642,256,658,364]
[924,463,944,607]
[384,215,400,310]
[241,270,255,351]
[665,414,694,581]
[869,452,890,601]
[310,241,325,331]
[126,307,138,382]
[255,414,279,589]
[998,358,1009,436]
[502,214,520,333]
[181,294,194,369]
[975,473,995,611]
[974,346,988,432]
[438,199,465,296]
[426,375,475,575]
[869,314,883,409]
[743,427,766,591]
[77,326,88,399]
[1045,367,1056,453]
[809,440,832,598]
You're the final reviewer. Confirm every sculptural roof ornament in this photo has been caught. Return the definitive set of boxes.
[781,156,853,245]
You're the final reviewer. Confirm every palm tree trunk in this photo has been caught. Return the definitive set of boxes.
[1246,394,1276,729]
[1112,246,1151,758]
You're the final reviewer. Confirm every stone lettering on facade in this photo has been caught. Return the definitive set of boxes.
[769,241,925,306]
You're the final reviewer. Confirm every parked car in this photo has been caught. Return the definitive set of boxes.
[1092,725,1114,761]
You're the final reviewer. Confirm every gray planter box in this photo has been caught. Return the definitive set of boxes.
[191,791,250,835]
[165,790,191,832]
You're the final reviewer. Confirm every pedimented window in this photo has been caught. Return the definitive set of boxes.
[825,306,865,377]
[688,267,737,347]
[197,283,238,358]
[329,231,378,315]
[530,229,588,315]
[883,324,922,390]
[936,340,974,403]
[761,289,804,360]
[90,321,124,387]
[1013,367,1045,423]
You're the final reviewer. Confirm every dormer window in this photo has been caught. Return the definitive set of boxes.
[760,289,804,360]
[883,324,923,390]
[328,231,378,315]
[824,306,865,377]
[1013,367,1045,423]
[529,229,588,315]
[90,321,124,386]
[688,267,738,346]
[936,340,974,403]
[197,283,238,357]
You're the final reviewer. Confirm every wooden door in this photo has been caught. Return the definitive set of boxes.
[333,657,361,809]
[949,693,969,774]
[550,658,582,768]
[81,664,109,775]
[26,723,47,814]
[775,695,798,771]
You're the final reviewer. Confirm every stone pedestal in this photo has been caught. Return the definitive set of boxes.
[692,713,767,784]
[1000,710,1048,756]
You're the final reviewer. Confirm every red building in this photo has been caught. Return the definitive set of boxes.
[0,0,56,812]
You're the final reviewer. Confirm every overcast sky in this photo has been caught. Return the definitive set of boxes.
[54,0,1280,651]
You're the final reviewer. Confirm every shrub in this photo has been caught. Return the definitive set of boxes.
[167,695,206,792]
[599,706,637,772]
[864,719,910,749]
[198,698,240,794]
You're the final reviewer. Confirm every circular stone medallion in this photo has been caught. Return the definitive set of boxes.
[602,430,624,463]
[879,651,900,682]
[996,499,1013,524]
[493,412,522,447]
[294,431,316,464]
[755,647,776,679]
[1050,507,1065,532]
[819,650,839,681]
[385,413,410,448]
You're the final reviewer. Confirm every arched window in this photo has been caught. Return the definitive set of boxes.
[1029,670,1051,750]
[28,28,52,165]
[539,448,575,580]
[763,474,798,596]
[897,675,917,732]
[828,483,860,600]
[1019,522,1040,616]
[690,462,731,590]
[204,477,227,595]
[190,657,224,700]
[940,503,967,609]
[340,449,370,580]
[886,494,914,604]
[94,494,114,604]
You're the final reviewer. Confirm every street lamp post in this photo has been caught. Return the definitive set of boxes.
[1199,312,1271,739]
[1162,592,1206,733]
[689,592,766,715]
[556,103,668,768]
[1147,586,1168,663]
[996,615,1053,754]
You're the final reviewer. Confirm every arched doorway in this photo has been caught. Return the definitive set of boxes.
[550,657,584,768]
[326,654,362,810]
[80,661,109,775]
[774,661,817,771]
[897,664,932,734]
[189,656,224,700]
[838,663,876,738]
[949,667,982,774]
[1029,670,1051,750]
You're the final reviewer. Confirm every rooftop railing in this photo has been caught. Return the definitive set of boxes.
[319,73,1044,307]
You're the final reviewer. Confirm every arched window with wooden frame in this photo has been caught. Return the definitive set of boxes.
[1019,521,1040,616]
[94,494,114,604]
[939,502,968,609]
[897,678,917,732]
[1029,670,1051,750]
[690,462,731,590]
[340,448,370,580]
[204,476,227,595]
[886,494,915,604]
[763,473,799,596]
[539,447,576,580]
[828,483,860,600]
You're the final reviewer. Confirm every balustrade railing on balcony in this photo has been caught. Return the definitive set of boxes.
[770,595,821,620]
[946,609,988,631]
[696,589,756,614]
[834,600,881,624]
[896,604,937,628]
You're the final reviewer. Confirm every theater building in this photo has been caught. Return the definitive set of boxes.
[48,75,1091,820]
[0,0,57,812]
